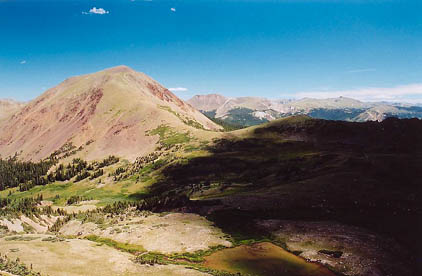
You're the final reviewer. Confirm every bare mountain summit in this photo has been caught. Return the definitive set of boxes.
[0,66,221,161]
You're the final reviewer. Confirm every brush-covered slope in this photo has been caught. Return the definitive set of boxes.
[0,66,221,161]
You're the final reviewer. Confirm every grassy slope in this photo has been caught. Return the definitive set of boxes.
[0,125,215,207]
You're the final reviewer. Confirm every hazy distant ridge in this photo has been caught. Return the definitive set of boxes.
[188,94,422,126]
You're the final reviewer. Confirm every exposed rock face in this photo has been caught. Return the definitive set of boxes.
[214,97,273,118]
[0,66,221,161]
[187,94,228,112]
[353,105,411,122]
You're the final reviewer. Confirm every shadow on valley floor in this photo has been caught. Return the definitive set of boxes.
[144,116,422,275]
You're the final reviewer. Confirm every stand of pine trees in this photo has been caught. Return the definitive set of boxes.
[1,156,119,192]
[0,195,69,218]
[0,155,54,191]
[98,155,119,168]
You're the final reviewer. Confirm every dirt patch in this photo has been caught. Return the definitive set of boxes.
[40,200,53,206]
[20,216,48,233]
[0,219,23,233]
[0,234,210,276]
[60,212,232,253]
[0,215,59,234]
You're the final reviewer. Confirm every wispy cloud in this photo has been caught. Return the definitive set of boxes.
[170,7,176,12]
[287,83,422,103]
[20,60,26,64]
[82,7,109,15]
[169,87,188,92]
[347,68,376,73]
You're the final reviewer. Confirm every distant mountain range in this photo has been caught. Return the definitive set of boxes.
[188,94,422,127]
[0,99,26,122]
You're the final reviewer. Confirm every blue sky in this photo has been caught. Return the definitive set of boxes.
[1,0,421,103]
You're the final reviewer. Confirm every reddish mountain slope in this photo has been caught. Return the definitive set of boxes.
[0,66,221,161]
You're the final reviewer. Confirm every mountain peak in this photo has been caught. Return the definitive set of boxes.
[0,67,221,161]
[102,65,135,74]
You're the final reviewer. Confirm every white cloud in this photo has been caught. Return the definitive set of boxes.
[169,87,188,92]
[20,60,26,64]
[170,7,176,12]
[347,68,376,73]
[290,83,422,103]
[82,7,109,15]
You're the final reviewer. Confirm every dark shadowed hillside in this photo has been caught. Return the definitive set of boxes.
[145,116,422,275]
